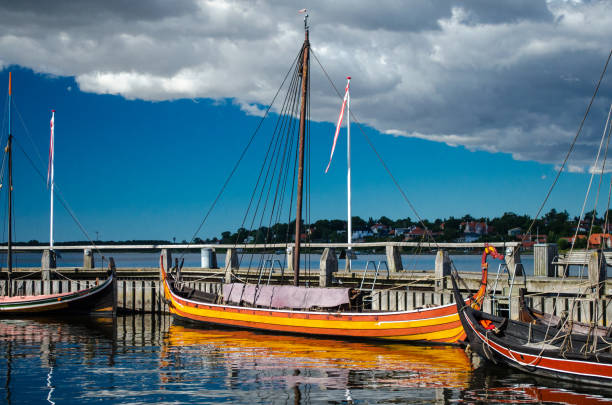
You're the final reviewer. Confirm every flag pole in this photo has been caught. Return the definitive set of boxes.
[7,72,13,295]
[49,110,55,252]
[346,76,352,270]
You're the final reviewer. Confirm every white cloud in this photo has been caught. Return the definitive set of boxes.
[555,164,586,173]
[0,0,610,169]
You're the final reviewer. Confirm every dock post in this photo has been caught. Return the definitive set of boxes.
[41,249,56,281]
[434,250,451,291]
[83,248,94,269]
[224,249,238,283]
[201,248,213,269]
[161,249,172,273]
[286,246,294,273]
[211,248,218,268]
[505,247,524,277]
[505,247,525,320]
[385,245,403,273]
[534,243,558,277]
[588,249,606,297]
[319,248,337,287]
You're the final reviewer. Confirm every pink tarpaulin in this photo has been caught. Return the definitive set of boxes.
[254,285,274,307]
[222,283,351,309]
[222,283,244,304]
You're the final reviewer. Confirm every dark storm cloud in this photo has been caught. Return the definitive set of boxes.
[0,0,610,167]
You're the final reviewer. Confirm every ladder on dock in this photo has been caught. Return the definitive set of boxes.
[490,261,525,318]
[257,259,285,285]
[360,260,389,308]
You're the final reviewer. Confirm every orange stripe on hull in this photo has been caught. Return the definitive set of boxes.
[171,304,464,341]
[161,257,477,344]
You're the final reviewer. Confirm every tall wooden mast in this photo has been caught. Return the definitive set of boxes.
[293,19,310,286]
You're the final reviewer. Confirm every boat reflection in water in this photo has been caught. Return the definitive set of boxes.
[161,323,473,403]
[464,385,612,404]
[1,315,612,404]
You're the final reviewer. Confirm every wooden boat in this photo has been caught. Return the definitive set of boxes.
[0,269,116,315]
[162,257,487,343]
[161,16,492,344]
[518,288,610,338]
[451,259,612,386]
[0,73,116,316]
[451,50,612,385]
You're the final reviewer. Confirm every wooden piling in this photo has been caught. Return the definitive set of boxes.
[319,248,337,287]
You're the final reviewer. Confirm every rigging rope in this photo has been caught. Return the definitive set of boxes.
[311,49,443,252]
[12,138,106,262]
[179,51,301,262]
[519,48,612,246]
[235,48,304,282]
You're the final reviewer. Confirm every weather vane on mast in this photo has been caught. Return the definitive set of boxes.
[299,8,309,30]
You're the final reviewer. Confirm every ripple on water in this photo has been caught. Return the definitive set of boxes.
[0,315,610,404]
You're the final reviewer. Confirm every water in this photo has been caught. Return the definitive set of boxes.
[0,315,611,404]
[1,252,536,274]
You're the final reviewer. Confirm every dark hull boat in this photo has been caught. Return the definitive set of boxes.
[0,73,117,317]
[451,273,612,386]
[518,288,610,338]
[0,270,116,316]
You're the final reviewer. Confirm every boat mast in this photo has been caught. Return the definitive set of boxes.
[49,110,55,252]
[346,77,352,269]
[7,72,12,296]
[293,14,310,286]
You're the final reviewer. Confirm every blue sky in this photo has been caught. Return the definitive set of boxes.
[0,1,611,242]
[0,67,602,242]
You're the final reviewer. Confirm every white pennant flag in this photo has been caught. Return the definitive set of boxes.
[325,77,351,173]
[47,110,54,188]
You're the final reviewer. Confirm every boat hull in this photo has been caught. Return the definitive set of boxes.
[0,271,116,316]
[162,261,484,344]
[451,274,612,386]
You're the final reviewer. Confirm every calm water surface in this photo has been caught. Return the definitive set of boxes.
[2,252,536,274]
[0,315,611,404]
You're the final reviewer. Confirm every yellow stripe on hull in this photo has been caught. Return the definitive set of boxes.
[377,325,465,341]
[168,291,459,333]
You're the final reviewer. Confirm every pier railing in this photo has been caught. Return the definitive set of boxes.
[0,241,609,327]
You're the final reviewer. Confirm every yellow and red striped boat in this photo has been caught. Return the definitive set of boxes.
[161,24,493,345]
[161,250,491,344]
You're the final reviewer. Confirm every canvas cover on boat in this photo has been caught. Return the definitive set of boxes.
[222,283,351,309]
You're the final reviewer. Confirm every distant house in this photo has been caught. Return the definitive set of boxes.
[460,221,494,235]
[394,228,410,236]
[404,226,425,240]
[572,220,589,233]
[507,227,522,237]
[561,235,587,244]
[589,233,612,248]
[352,229,373,241]
[370,223,389,236]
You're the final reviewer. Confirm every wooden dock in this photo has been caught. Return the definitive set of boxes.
[0,242,610,327]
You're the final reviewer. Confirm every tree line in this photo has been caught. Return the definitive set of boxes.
[12,208,609,248]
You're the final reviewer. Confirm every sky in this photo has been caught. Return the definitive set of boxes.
[0,0,611,242]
